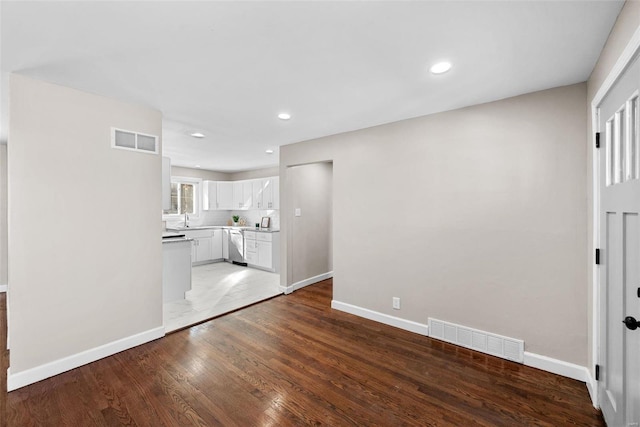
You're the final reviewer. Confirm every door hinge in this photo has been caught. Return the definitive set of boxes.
[595,364,600,381]
[595,248,600,265]
[595,132,600,149]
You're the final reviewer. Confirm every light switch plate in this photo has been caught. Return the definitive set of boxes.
[295,208,301,217]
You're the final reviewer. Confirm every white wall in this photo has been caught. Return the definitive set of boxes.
[0,144,6,288]
[281,83,588,365]
[171,165,231,181]
[230,167,279,181]
[287,163,332,285]
[8,75,163,382]
[585,0,640,375]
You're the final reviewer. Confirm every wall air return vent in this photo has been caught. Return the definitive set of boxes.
[112,128,158,154]
[428,318,524,363]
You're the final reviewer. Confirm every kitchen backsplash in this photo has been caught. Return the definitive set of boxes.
[230,209,280,229]
[165,209,280,230]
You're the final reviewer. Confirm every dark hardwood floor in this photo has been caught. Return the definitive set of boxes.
[2,280,604,426]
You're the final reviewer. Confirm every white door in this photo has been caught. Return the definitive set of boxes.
[211,229,223,259]
[242,181,253,209]
[257,241,272,269]
[263,178,273,209]
[196,236,213,262]
[598,51,640,427]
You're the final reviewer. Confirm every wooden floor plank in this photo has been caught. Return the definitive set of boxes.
[2,279,604,426]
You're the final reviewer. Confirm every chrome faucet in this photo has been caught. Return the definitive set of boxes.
[184,213,189,228]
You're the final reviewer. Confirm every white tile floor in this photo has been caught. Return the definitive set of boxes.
[163,262,282,333]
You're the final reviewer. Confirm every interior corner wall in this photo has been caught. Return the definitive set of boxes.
[586,0,640,374]
[287,162,333,286]
[230,167,279,181]
[8,75,163,378]
[171,165,231,181]
[281,82,588,365]
[0,144,7,288]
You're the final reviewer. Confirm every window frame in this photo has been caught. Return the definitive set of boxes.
[163,176,202,219]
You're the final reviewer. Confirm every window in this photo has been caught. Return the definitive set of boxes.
[165,177,200,216]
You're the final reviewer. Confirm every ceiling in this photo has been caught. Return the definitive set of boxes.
[0,1,624,172]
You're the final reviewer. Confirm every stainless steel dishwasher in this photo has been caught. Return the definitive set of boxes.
[229,229,247,266]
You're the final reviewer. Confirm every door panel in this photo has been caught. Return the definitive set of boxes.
[598,51,640,427]
[624,213,640,425]
[603,212,623,417]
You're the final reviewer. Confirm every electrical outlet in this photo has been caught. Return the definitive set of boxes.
[392,297,400,310]
[295,208,301,217]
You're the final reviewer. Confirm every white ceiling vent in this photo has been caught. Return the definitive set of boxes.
[112,128,158,154]
[428,318,524,363]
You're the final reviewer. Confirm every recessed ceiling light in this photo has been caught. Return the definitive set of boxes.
[429,62,452,75]
[190,132,205,138]
[265,149,274,154]
[195,165,201,168]
[278,113,291,120]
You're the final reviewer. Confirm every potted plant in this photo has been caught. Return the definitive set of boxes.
[232,215,240,226]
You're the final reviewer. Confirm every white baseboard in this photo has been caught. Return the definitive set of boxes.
[330,300,593,391]
[8,326,165,391]
[523,352,589,383]
[331,300,429,336]
[284,271,333,294]
[0,284,6,293]
[585,370,599,408]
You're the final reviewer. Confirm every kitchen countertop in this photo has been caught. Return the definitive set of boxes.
[162,231,193,243]
[167,226,280,233]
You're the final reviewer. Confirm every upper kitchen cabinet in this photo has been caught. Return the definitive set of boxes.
[262,177,279,210]
[197,177,279,211]
[217,181,234,210]
[202,180,217,210]
[252,180,264,209]
[233,181,253,210]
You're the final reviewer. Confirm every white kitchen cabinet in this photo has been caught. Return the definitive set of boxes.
[193,236,212,262]
[202,180,217,210]
[233,181,253,210]
[244,231,258,264]
[262,176,279,210]
[211,228,223,259]
[222,229,229,259]
[244,231,278,272]
[252,180,264,209]
[197,177,280,211]
[184,229,218,264]
[217,182,234,210]
[257,240,272,269]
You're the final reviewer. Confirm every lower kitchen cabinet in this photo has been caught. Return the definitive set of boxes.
[244,231,279,272]
[257,240,272,269]
[212,228,223,259]
[184,229,223,265]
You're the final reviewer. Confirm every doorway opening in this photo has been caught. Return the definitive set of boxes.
[285,161,334,302]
